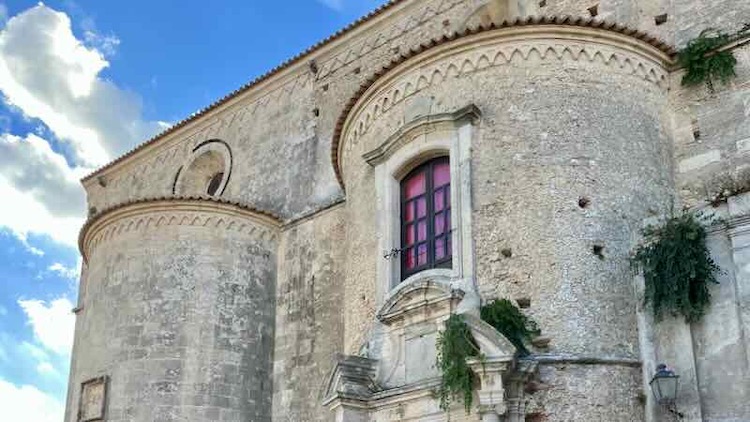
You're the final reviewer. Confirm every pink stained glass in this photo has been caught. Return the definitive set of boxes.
[405,202,415,222]
[417,243,428,266]
[436,237,445,259]
[416,197,427,218]
[433,161,450,187]
[405,223,415,245]
[434,187,444,211]
[405,247,415,269]
[446,212,451,232]
[417,220,427,241]
[435,213,445,235]
[404,172,426,199]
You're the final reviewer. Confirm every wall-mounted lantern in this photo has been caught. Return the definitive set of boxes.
[650,363,683,418]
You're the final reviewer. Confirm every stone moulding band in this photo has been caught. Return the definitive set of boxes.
[332,19,676,189]
[78,196,281,263]
[530,354,642,368]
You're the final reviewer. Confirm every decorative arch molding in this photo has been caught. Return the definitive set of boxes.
[332,17,676,188]
[78,196,280,263]
[376,276,463,324]
[173,139,233,197]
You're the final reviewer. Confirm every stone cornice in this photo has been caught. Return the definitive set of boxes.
[332,17,676,189]
[79,196,281,263]
[362,104,481,167]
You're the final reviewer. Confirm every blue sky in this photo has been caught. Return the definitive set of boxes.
[0,0,382,420]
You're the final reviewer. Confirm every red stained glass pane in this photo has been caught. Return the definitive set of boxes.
[433,161,450,187]
[405,247,415,269]
[417,220,427,241]
[417,243,428,266]
[435,213,445,235]
[434,187,444,211]
[405,223,415,245]
[436,237,445,259]
[405,201,415,222]
[404,172,426,198]
[416,197,427,218]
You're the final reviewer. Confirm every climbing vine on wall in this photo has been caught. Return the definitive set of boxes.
[481,299,540,356]
[436,300,540,412]
[436,314,479,412]
[631,211,720,323]
[678,24,749,91]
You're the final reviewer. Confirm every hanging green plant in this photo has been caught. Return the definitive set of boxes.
[631,211,720,323]
[435,314,480,412]
[677,24,750,91]
[435,300,541,413]
[480,299,540,356]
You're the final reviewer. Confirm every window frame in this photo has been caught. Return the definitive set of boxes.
[400,157,452,279]
[365,105,479,304]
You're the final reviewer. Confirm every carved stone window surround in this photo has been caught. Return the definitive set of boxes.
[366,104,480,306]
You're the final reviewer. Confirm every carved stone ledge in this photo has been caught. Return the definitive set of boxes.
[362,104,481,168]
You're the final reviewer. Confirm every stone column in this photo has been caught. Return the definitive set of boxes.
[469,358,508,421]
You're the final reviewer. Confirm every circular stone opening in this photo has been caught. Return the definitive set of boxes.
[174,140,232,197]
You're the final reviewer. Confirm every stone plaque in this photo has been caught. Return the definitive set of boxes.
[79,376,107,421]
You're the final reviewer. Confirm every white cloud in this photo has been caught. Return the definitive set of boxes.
[48,262,79,280]
[36,361,57,376]
[0,4,163,166]
[18,297,75,356]
[0,379,64,422]
[0,133,87,217]
[0,170,84,248]
[83,30,120,57]
[0,4,169,250]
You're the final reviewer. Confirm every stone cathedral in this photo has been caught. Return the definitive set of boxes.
[65,0,750,421]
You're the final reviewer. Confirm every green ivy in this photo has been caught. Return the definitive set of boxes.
[677,25,750,90]
[436,314,479,412]
[435,301,540,413]
[631,212,720,323]
[481,299,540,356]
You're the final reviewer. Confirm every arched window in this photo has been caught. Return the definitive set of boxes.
[400,157,452,280]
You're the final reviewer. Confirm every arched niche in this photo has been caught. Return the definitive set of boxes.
[173,140,232,197]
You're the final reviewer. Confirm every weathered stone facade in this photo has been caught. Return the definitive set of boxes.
[66,0,750,421]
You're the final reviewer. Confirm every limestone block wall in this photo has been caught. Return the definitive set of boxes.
[66,1,750,421]
[672,43,750,206]
[66,198,279,422]
[79,0,750,221]
[638,198,750,422]
[271,205,347,421]
[337,24,673,421]
[80,0,480,220]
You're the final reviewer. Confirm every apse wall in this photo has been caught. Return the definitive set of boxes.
[66,198,279,422]
[336,24,674,420]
